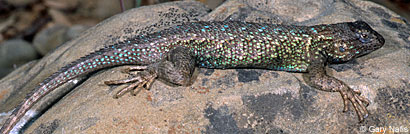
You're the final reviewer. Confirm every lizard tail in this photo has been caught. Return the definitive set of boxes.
[0,43,148,134]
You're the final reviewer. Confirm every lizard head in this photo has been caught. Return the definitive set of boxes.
[325,21,385,63]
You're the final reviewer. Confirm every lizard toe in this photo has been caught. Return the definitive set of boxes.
[349,90,369,122]
[338,87,369,122]
[114,80,141,98]
[104,76,141,85]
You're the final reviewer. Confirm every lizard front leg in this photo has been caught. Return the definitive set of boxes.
[303,62,370,122]
[105,46,196,98]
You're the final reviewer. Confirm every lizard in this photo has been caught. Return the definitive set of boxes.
[0,20,384,134]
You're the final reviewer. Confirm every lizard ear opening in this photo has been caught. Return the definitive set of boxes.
[327,42,355,63]
[339,46,346,52]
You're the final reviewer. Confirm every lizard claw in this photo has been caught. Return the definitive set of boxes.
[104,71,157,98]
[339,87,369,122]
[352,89,362,95]
[129,74,156,96]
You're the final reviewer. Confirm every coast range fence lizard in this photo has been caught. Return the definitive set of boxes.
[0,21,385,134]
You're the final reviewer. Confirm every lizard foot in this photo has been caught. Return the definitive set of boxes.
[104,71,157,99]
[339,87,370,122]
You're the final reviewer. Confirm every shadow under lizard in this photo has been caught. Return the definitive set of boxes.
[0,21,385,134]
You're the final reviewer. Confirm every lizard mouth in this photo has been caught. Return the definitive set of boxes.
[374,30,385,49]
[361,30,385,56]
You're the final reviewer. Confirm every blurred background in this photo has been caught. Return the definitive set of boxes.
[0,0,408,79]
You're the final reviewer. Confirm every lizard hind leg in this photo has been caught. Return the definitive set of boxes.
[104,46,196,98]
[156,46,196,86]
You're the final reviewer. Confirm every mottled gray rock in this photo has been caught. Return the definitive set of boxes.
[32,24,90,56]
[65,25,90,40]
[0,39,38,78]
[33,24,69,56]
[76,0,135,20]
[0,0,409,134]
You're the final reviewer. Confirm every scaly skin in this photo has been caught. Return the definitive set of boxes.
[0,21,384,134]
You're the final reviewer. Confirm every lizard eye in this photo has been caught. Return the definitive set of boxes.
[360,34,368,39]
[356,32,371,43]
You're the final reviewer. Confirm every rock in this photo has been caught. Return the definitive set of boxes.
[5,0,35,6]
[32,24,68,56]
[0,68,12,79]
[0,0,409,134]
[44,0,80,10]
[32,24,90,56]
[76,0,135,20]
[48,8,72,26]
[65,25,90,40]
[0,39,38,78]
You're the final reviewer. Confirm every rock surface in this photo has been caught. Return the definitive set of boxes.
[0,0,409,134]
[65,25,90,40]
[0,39,39,78]
[32,24,90,56]
[32,24,69,56]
